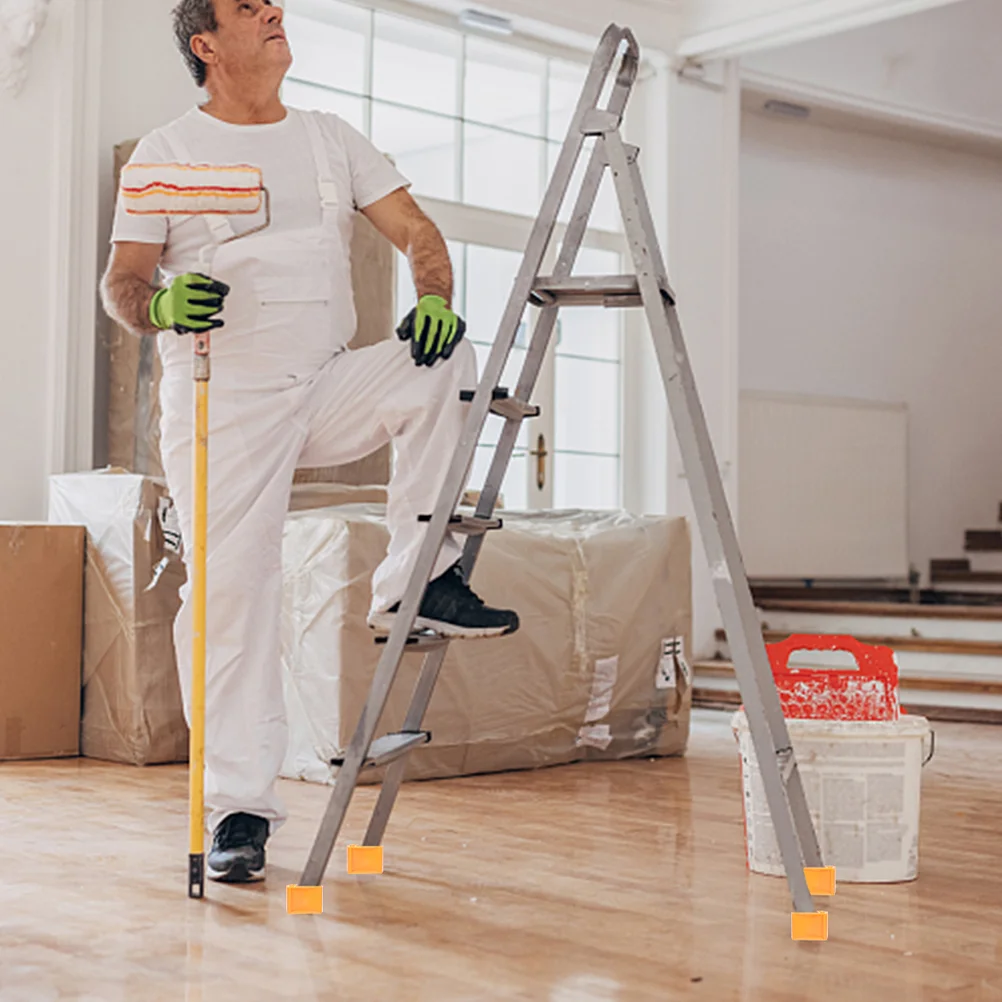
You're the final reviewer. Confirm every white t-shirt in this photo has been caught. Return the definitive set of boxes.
[111,105,409,278]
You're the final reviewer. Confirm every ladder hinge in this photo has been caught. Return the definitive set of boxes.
[776,747,796,785]
[580,109,620,136]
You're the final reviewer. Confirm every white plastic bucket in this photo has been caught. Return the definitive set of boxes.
[731,710,933,883]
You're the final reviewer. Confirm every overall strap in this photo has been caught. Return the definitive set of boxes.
[299,109,340,225]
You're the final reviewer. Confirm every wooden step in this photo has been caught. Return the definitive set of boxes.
[692,662,1002,724]
[756,598,1002,622]
[694,660,1002,695]
[931,570,1002,585]
[714,627,1002,658]
[930,558,971,575]
[966,530,1002,553]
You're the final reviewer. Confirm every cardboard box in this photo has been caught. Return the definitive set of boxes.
[48,471,188,765]
[0,524,84,760]
[280,505,692,786]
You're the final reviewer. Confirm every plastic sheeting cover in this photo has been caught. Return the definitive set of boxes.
[280,505,693,785]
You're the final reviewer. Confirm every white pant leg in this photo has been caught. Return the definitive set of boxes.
[160,373,308,835]
[298,337,478,614]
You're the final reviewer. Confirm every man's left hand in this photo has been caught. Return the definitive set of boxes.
[397,295,467,367]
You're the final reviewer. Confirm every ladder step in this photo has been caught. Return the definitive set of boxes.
[329,730,431,769]
[418,513,503,534]
[530,275,642,308]
[374,631,450,651]
[460,388,540,420]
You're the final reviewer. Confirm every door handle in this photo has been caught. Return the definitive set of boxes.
[528,433,547,491]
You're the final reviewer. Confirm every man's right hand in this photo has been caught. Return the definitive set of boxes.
[149,273,231,334]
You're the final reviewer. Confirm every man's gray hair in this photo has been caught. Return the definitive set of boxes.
[172,0,218,88]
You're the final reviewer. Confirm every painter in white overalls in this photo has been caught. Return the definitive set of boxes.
[111,105,477,834]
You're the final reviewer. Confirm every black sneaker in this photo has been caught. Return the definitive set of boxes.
[207,812,268,883]
[368,564,520,639]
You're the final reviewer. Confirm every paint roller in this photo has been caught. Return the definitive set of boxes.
[122,161,270,899]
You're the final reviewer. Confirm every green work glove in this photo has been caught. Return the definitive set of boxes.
[149,272,231,334]
[396,295,466,367]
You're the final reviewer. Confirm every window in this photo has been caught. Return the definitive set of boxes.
[283,0,619,221]
[283,0,626,510]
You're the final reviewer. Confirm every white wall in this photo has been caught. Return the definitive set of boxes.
[740,109,1002,580]
[93,0,200,464]
[741,0,1002,132]
[0,3,62,519]
[0,0,195,519]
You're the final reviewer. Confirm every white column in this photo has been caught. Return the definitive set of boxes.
[46,0,102,497]
[664,58,742,660]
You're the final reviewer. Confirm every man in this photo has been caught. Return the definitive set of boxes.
[101,0,518,885]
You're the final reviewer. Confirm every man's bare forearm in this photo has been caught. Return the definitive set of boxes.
[408,219,453,306]
[101,270,160,336]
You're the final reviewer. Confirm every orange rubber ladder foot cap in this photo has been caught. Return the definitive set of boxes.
[805,866,836,896]
[286,885,323,915]
[791,911,829,941]
[347,845,384,875]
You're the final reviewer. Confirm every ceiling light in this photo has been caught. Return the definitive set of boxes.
[763,99,811,120]
[458,9,514,36]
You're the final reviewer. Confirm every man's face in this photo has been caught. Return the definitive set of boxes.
[198,0,292,86]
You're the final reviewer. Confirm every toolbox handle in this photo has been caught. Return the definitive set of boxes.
[767,633,899,688]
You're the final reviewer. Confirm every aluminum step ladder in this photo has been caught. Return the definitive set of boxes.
[298,22,829,932]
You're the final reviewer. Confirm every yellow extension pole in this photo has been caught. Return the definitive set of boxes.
[118,161,270,900]
[189,344,210,899]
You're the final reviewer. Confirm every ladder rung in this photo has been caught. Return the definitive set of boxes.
[374,631,450,651]
[329,730,431,769]
[460,388,540,420]
[418,514,503,534]
[530,275,642,308]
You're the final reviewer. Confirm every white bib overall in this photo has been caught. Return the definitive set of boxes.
[157,109,475,833]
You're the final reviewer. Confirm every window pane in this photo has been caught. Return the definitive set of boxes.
[282,80,366,131]
[556,310,622,364]
[552,248,623,362]
[373,13,459,116]
[548,59,587,141]
[554,357,619,454]
[470,446,528,511]
[465,244,522,346]
[284,3,368,95]
[372,102,456,200]
[465,125,543,215]
[547,139,620,231]
[553,454,620,509]
[465,37,544,136]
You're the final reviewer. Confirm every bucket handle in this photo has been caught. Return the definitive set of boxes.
[767,634,898,685]
[922,729,936,766]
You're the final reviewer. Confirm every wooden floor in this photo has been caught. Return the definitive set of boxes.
[2,709,1001,1001]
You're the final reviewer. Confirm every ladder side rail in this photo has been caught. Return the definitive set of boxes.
[619,144,822,870]
[604,130,819,916]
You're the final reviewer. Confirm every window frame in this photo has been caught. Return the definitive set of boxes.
[282,0,664,513]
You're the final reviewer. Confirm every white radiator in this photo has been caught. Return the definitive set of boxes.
[738,391,909,580]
